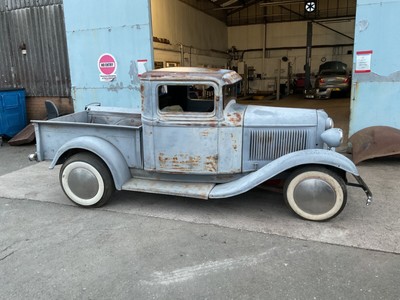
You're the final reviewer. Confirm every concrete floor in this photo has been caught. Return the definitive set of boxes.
[1,96,400,299]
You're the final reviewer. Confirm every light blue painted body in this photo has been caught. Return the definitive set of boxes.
[350,0,400,135]
[209,149,358,199]
[50,136,131,190]
[32,68,370,201]
[63,0,153,112]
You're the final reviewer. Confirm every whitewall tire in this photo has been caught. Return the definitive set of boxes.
[60,153,114,207]
[283,166,347,221]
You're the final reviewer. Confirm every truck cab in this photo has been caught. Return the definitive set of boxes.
[141,67,243,175]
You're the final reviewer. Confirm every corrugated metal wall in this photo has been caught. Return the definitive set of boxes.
[0,0,70,97]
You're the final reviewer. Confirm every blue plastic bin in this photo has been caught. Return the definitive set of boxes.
[0,89,27,139]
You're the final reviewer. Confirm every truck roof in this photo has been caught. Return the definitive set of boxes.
[141,67,242,85]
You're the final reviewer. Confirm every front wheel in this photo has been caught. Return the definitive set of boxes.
[283,166,347,221]
[59,153,115,207]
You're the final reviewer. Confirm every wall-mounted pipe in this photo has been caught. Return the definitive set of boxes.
[262,23,266,77]
[179,44,184,66]
[240,43,354,59]
[154,43,229,58]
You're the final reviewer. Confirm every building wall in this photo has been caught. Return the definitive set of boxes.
[63,0,153,111]
[0,1,70,97]
[349,0,400,136]
[228,20,354,93]
[0,1,72,120]
[151,0,228,68]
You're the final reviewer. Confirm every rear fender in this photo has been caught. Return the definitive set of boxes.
[49,136,131,190]
[209,149,358,199]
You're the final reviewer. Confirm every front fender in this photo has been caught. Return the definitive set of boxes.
[49,136,131,190]
[209,149,358,199]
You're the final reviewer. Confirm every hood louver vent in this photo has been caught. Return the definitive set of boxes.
[249,129,309,161]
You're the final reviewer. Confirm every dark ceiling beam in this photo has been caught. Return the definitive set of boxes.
[190,0,356,26]
[315,21,354,40]
[278,5,354,40]
[226,0,263,16]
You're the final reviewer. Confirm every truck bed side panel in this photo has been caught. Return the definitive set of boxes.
[34,111,143,168]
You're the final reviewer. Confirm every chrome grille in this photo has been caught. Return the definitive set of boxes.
[249,129,309,161]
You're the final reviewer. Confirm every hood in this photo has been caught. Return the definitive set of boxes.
[243,105,319,127]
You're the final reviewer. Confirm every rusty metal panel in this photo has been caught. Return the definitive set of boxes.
[154,125,219,174]
[0,3,70,97]
[141,68,242,86]
[350,126,400,164]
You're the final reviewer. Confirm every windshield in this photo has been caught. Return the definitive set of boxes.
[223,83,239,108]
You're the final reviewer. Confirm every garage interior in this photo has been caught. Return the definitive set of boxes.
[0,0,357,147]
[151,0,356,145]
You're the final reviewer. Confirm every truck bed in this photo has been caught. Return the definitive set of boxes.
[33,107,143,168]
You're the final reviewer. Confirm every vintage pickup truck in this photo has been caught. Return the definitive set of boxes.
[30,67,372,221]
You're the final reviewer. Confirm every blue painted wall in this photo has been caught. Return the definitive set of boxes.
[350,0,400,135]
[63,0,153,111]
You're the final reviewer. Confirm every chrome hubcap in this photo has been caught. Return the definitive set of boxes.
[293,178,336,214]
[67,167,99,199]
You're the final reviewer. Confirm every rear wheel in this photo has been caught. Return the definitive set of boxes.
[59,153,114,207]
[283,166,347,221]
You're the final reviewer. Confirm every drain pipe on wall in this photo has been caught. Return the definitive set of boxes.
[277,58,281,100]
[180,44,184,66]
[262,22,266,89]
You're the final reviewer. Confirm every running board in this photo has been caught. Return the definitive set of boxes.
[121,178,215,200]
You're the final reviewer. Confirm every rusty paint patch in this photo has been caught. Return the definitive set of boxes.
[107,82,124,92]
[140,68,242,86]
[159,153,202,171]
[141,84,145,109]
[230,133,238,151]
[205,155,218,172]
[227,112,242,126]
[200,130,210,137]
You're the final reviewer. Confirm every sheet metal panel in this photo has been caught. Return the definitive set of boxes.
[350,1,400,135]
[0,3,70,97]
[33,111,143,168]
[0,11,14,87]
[63,0,153,111]
[0,0,62,12]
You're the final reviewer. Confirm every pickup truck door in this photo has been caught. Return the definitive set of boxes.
[143,82,219,175]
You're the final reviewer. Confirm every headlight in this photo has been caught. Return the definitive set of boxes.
[321,128,343,148]
[325,117,334,130]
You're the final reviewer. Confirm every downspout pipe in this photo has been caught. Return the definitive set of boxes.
[262,23,266,79]
[180,44,184,66]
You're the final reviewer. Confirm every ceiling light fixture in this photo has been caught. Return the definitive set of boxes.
[214,5,243,10]
[221,0,239,7]
[260,0,304,7]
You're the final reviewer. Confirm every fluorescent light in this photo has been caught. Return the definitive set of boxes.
[260,0,304,6]
[214,5,243,10]
[221,0,238,7]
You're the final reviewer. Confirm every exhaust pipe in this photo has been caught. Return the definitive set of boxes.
[28,153,38,162]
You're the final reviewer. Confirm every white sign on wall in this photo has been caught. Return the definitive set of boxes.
[355,50,373,73]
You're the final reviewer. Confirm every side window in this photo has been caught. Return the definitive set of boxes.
[223,83,239,109]
[158,84,215,113]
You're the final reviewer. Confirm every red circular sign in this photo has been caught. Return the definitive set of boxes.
[98,53,117,75]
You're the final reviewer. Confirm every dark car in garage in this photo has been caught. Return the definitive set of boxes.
[315,61,351,98]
